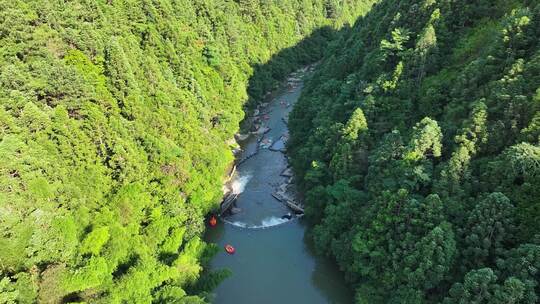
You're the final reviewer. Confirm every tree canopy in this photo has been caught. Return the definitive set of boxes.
[289,0,540,302]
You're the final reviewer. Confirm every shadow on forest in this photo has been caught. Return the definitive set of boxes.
[245,25,342,109]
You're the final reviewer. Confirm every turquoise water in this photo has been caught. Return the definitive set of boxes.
[205,78,353,304]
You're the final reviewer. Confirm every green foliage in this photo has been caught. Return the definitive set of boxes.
[63,257,110,293]
[405,117,442,161]
[0,276,18,304]
[343,108,368,141]
[460,193,517,270]
[443,268,526,304]
[80,227,110,256]
[289,0,540,302]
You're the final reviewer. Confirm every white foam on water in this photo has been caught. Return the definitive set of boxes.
[223,216,292,229]
[226,221,248,228]
[260,216,289,227]
[231,173,252,194]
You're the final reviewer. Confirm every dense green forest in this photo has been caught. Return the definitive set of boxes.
[3,0,540,302]
[289,0,540,303]
[0,1,376,303]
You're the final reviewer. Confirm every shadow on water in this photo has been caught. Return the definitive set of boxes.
[201,21,373,303]
[245,25,340,110]
[304,229,352,303]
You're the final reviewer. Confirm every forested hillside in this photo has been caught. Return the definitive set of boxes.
[289,0,540,303]
[0,1,375,302]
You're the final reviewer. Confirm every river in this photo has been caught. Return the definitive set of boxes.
[204,72,353,304]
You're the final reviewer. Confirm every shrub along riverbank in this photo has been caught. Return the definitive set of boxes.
[0,1,377,302]
[289,0,540,303]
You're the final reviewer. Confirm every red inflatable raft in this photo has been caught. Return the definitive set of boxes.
[224,244,235,254]
[209,216,217,227]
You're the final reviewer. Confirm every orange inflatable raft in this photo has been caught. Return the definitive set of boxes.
[209,216,217,227]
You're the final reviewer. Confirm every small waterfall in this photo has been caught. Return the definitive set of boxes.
[231,173,252,194]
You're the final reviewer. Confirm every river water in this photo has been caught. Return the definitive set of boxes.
[204,74,353,304]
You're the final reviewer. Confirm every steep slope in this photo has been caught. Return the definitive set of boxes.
[289,0,540,302]
[0,1,376,302]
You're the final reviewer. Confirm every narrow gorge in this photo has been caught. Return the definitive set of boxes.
[1,1,540,303]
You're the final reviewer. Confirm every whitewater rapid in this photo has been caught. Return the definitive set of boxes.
[224,173,298,229]
[222,216,296,229]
